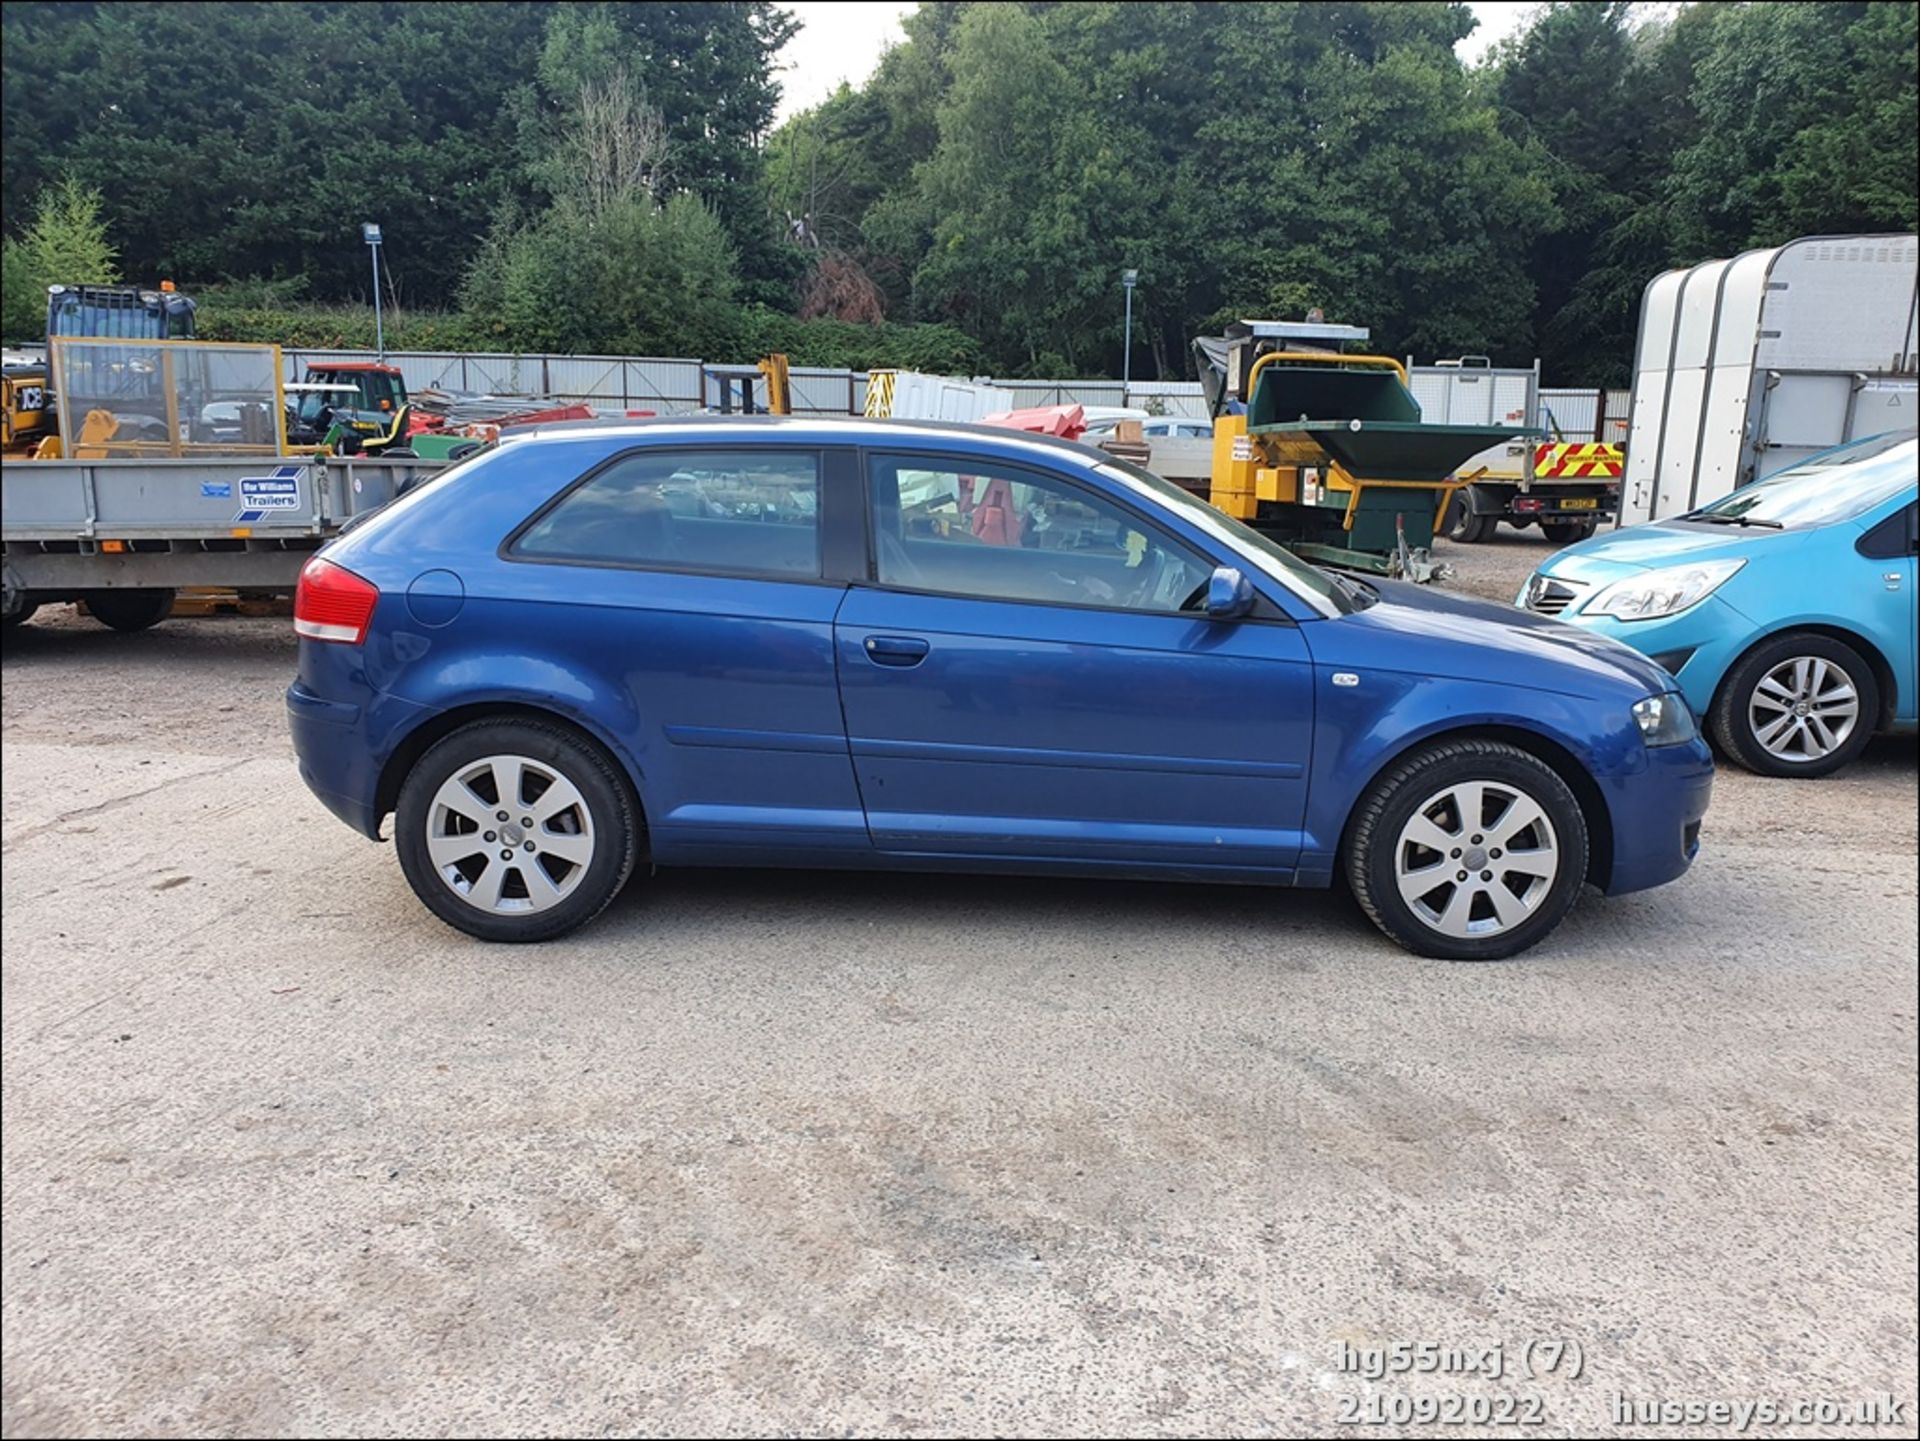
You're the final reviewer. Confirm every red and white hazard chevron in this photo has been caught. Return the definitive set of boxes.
[1534,441,1624,479]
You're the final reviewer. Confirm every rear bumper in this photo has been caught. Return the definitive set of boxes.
[287,678,418,841]
[1509,493,1617,521]
[1472,482,1618,519]
[1603,736,1714,895]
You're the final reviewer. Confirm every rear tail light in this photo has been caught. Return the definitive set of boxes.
[294,556,379,644]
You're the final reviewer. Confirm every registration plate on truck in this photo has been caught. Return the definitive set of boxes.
[1561,498,1599,509]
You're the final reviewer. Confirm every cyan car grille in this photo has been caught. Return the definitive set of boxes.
[1524,575,1586,616]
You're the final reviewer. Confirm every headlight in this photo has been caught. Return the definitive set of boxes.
[1585,559,1744,621]
[1632,693,1698,747]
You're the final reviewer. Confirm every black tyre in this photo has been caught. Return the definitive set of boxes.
[1445,496,1494,543]
[2,590,39,630]
[1542,519,1598,545]
[1346,738,1588,961]
[1709,631,1879,778]
[394,718,641,942]
[84,588,175,632]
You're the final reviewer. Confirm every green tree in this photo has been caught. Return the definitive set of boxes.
[1189,4,1555,362]
[1,237,38,341]
[1667,0,1919,251]
[1487,2,1644,379]
[530,2,800,306]
[906,4,1123,371]
[21,175,120,288]
[2,175,120,338]
[0,2,796,308]
[462,75,743,356]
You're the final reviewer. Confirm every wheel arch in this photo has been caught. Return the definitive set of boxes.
[1339,723,1614,889]
[374,700,648,841]
[1712,622,1898,729]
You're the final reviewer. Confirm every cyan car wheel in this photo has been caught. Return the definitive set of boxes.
[395,719,640,942]
[1710,632,1880,779]
[1347,739,1588,961]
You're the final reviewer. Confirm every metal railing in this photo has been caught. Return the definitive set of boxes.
[277,347,1212,419]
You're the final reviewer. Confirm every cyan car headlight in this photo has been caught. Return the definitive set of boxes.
[1586,558,1744,621]
[1632,693,1698,747]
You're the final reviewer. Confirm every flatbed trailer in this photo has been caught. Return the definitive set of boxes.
[2,453,448,629]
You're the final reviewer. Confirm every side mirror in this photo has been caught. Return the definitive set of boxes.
[1206,565,1255,620]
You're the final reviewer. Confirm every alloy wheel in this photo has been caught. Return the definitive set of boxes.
[1393,780,1561,939]
[425,753,596,913]
[1748,656,1859,763]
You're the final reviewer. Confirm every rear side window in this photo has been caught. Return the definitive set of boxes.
[513,449,820,578]
[1857,501,1917,559]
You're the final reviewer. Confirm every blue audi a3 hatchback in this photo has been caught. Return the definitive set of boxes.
[288,418,1712,960]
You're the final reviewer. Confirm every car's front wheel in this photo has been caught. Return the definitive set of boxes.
[1709,632,1878,778]
[394,718,641,942]
[1346,739,1589,961]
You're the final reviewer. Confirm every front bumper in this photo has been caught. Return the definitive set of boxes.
[1518,576,1749,719]
[1601,734,1714,895]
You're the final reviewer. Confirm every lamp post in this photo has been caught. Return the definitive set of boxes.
[1121,268,1138,404]
[362,222,385,359]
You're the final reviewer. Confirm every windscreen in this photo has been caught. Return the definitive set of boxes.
[47,290,167,340]
[1694,433,1917,528]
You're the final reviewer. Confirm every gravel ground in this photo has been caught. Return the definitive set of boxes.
[3,528,1915,1438]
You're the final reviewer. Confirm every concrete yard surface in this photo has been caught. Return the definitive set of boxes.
[2,529,1916,1437]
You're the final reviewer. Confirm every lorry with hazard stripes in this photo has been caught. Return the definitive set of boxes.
[1408,356,1622,544]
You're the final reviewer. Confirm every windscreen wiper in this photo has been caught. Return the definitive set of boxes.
[1685,512,1784,529]
[1322,568,1377,609]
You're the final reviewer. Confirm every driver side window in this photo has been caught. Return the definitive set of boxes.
[867,454,1212,613]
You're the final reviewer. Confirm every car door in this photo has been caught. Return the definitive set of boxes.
[1855,498,1918,722]
[501,443,870,859]
[833,449,1316,875]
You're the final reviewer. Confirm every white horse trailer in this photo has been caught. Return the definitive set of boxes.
[1620,233,1918,525]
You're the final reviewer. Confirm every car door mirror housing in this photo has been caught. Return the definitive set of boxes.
[1206,566,1255,620]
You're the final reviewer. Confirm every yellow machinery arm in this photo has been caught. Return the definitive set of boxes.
[756,353,792,416]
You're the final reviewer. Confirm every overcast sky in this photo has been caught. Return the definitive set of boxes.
[773,2,1544,123]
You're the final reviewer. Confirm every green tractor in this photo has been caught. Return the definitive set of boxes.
[285,361,416,456]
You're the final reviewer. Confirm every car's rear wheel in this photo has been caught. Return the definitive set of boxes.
[1347,739,1588,961]
[84,587,175,632]
[394,719,641,942]
[1709,632,1878,778]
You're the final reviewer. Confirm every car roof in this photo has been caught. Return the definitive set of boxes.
[500,413,1118,470]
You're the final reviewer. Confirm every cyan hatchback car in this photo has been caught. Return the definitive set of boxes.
[288,417,1711,961]
[1521,432,1917,777]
